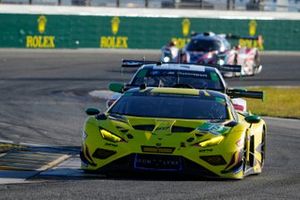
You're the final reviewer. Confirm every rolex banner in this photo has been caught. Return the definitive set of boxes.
[0,13,299,51]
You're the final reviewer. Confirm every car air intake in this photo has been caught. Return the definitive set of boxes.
[92,148,116,159]
[132,125,155,131]
[200,155,227,166]
[115,126,129,133]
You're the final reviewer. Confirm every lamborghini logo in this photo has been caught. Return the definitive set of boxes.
[182,18,191,37]
[239,20,263,50]
[38,16,47,34]
[111,17,120,35]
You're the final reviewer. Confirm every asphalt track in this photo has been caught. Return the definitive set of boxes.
[0,49,299,199]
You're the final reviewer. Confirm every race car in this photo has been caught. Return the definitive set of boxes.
[81,87,266,179]
[162,32,262,77]
[108,60,263,112]
[161,41,179,63]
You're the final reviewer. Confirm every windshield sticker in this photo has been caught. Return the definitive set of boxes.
[149,70,208,78]
[179,65,190,69]
[150,70,176,76]
[210,72,219,82]
[136,69,148,78]
[196,123,230,135]
[177,71,208,78]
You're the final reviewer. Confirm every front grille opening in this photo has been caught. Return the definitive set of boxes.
[133,125,155,131]
[92,148,116,159]
[171,126,194,133]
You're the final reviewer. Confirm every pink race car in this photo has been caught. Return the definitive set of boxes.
[162,32,262,77]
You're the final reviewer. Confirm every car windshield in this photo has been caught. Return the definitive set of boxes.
[131,69,224,91]
[109,93,229,120]
[186,39,221,52]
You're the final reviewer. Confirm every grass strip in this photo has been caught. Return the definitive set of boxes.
[245,87,300,119]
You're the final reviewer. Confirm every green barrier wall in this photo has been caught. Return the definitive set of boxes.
[0,13,299,50]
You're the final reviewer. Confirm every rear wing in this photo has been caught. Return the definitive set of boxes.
[121,59,241,73]
[224,34,264,50]
[224,34,262,41]
[227,88,264,101]
[122,59,159,68]
[217,64,241,73]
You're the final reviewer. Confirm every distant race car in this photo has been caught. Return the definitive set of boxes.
[81,87,266,179]
[161,32,262,77]
[108,60,264,111]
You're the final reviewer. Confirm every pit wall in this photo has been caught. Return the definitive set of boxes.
[0,5,300,50]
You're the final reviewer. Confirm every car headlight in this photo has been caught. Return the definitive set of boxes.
[217,59,225,66]
[100,129,124,143]
[198,135,224,147]
[163,56,171,62]
[206,52,213,59]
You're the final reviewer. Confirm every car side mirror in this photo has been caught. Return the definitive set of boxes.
[245,115,261,124]
[85,108,100,115]
[109,82,124,93]
[227,88,264,100]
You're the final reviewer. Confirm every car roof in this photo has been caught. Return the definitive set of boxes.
[192,33,224,42]
[140,63,218,73]
[127,87,227,99]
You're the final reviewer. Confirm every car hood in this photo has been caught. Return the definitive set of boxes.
[99,114,234,145]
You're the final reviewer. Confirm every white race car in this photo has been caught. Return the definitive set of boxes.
[108,60,264,111]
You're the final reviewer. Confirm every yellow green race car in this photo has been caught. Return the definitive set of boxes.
[81,87,266,179]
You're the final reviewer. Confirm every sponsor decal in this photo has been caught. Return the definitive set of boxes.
[141,146,175,154]
[26,16,55,48]
[100,17,128,48]
[238,20,264,50]
[197,123,230,135]
[182,18,190,37]
[239,36,264,50]
[111,16,120,35]
[249,20,257,36]
[177,71,208,77]
[171,18,191,49]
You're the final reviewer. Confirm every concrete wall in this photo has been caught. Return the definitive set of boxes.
[0,5,299,50]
